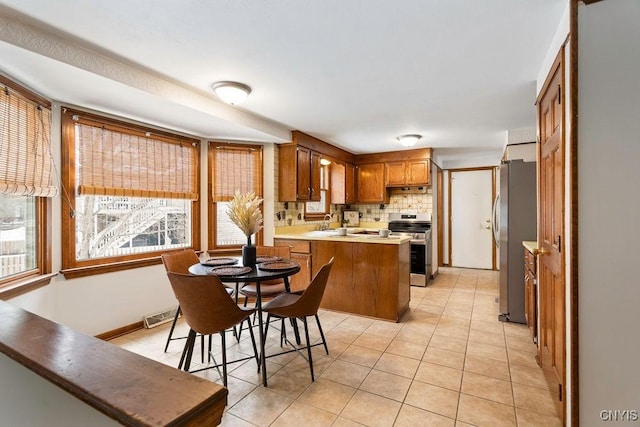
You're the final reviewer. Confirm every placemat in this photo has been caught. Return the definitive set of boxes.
[208,266,252,276]
[200,257,238,267]
[256,255,281,264]
[258,260,298,271]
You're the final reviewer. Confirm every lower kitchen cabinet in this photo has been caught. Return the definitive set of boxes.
[524,247,537,342]
[289,253,311,292]
[312,239,410,321]
[274,238,311,292]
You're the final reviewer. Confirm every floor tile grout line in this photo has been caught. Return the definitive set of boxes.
[113,268,561,426]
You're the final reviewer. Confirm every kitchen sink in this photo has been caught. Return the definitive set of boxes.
[304,230,339,237]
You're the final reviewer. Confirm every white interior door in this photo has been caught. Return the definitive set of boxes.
[450,169,493,269]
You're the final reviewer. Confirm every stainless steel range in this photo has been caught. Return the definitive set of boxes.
[388,213,432,287]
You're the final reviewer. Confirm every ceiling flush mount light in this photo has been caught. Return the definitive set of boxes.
[396,134,422,147]
[211,81,252,105]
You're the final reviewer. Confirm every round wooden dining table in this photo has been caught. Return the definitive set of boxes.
[189,258,300,387]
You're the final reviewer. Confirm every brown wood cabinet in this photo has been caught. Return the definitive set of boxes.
[345,162,356,203]
[385,160,430,187]
[278,145,321,202]
[524,247,537,342]
[312,240,410,321]
[330,162,356,205]
[356,162,387,203]
[274,238,312,292]
[385,161,406,186]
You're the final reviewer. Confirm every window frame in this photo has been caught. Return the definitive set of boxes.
[60,109,201,278]
[0,196,54,298]
[304,163,330,219]
[0,76,54,299]
[207,141,263,255]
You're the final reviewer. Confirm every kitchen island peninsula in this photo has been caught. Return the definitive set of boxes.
[275,229,411,321]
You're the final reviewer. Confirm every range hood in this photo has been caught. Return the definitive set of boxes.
[389,186,429,194]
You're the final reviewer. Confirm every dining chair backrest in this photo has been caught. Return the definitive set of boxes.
[256,245,291,285]
[257,245,291,259]
[161,250,200,274]
[166,272,253,334]
[283,257,334,318]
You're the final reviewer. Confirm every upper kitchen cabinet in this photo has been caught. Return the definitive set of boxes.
[330,161,356,205]
[279,144,321,202]
[385,160,430,187]
[357,162,387,203]
[280,131,356,202]
[356,148,432,202]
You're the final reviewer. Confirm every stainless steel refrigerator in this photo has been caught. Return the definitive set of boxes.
[494,159,537,324]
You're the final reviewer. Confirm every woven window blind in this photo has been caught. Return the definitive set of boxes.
[0,85,57,197]
[211,144,262,201]
[75,119,198,200]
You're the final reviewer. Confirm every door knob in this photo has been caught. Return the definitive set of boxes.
[538,247,551,255]
[485,225,491,229]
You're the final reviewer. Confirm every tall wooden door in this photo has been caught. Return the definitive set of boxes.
[537,48,565,419]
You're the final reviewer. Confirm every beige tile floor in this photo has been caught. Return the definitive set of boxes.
[110,267,562,426]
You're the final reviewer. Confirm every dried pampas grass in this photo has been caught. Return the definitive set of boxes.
[227,191,263,242]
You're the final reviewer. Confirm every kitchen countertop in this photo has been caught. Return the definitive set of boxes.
[274,227,411,245]
[523,240,539,254]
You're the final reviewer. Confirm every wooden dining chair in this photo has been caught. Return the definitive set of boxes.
[238,245,293,303]
[166,272,259,387]
[262,257,334,381]
[160,250,201,352]
[235,245,293,341]
[161,250,236,359]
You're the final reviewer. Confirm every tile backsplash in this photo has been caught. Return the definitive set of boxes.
[273,190,433,227]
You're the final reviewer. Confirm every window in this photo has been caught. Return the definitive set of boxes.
[304,163,330,219]
[0,76,55,296]
[208,142,262,252]
[61,109,200,277]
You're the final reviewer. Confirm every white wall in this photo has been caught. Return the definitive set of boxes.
[0,354,118,426]
[578,1,640,425]
[263,143,277,245]
[537,2,570,95]
[503,143,537,162]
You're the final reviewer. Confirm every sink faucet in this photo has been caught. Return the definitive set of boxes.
[320,213,332,231]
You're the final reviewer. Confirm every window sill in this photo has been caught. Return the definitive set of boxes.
[207,248,242,257]
[0,273,58,300]
[61,257,164,279]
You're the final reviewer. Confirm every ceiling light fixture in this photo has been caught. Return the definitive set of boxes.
[211,81,252,105]
[396,134,422,147]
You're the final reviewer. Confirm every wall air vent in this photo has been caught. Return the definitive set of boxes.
[143,306,179,328]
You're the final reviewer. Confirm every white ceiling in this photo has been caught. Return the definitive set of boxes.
[0,0,566,162]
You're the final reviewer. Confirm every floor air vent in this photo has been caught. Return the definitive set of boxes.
[143,307,178,329]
